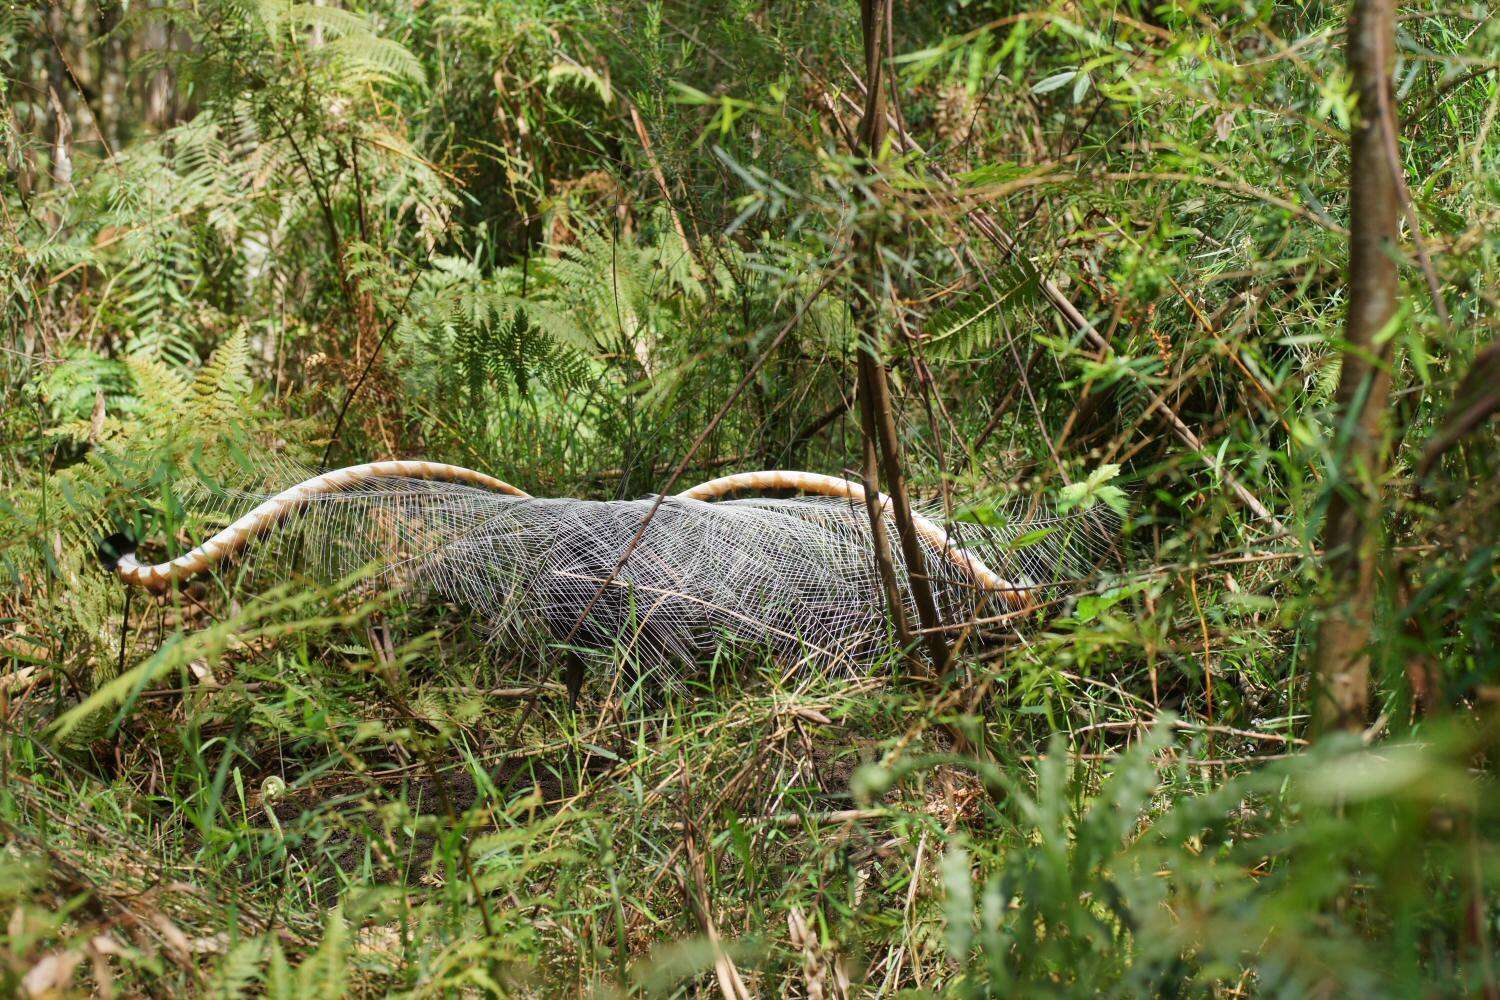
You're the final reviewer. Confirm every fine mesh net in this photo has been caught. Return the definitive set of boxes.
[178,467,1118,670]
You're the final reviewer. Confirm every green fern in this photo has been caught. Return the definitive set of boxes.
[920,270,1037,363]
[206,938,265,999]
[286,4,425,87]
[190,327,253,428]
[398,254,594,418]
[0,332,280,723]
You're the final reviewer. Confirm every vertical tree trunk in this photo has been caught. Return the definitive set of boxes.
[851,0,950,673]
[98,2,126,151]
[145,4,172,131]
[45,4,73,189]
[46,87,73,188]
[1314,0,1400,735]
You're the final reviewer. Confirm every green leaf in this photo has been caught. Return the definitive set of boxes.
[941,846,975,959]
[1004,526,1059,551]
[1057,463,1128,515]
[1073,579,1151,622]
[954,502,1010,528]
[1032,70,1078,95]
[1072,70,1092,103]
[547,62,611,105]
[956,161,1031,187]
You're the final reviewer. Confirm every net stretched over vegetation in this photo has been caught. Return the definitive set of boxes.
[112,463,1118,669]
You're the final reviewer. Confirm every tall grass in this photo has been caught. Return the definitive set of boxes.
[2,0,1497,994]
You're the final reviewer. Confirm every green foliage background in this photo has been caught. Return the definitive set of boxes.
[1,0,1496,994]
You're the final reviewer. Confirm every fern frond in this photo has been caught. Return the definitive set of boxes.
[191,329,253,427]
[324,35,426,86]
[126,357,193,428]
[207,937,265,999]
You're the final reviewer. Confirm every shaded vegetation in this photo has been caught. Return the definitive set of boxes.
[2,0,1497,994]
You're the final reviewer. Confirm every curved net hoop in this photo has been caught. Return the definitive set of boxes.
[156,469,1118,669]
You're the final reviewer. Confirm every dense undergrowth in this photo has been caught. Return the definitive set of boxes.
[2,0,1497,994]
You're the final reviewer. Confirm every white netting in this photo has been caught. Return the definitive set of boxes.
[178,470,1117,670]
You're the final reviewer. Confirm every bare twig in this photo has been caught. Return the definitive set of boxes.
[1417,342,1500,481]
[680,821,753,998]
[850,0,950,674]
[1373,40,1449,325]
[627,99,700,274]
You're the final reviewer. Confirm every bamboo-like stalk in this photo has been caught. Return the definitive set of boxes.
[849,0,952,672]
[1314,0,1399,735]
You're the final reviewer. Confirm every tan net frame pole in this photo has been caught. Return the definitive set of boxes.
[112,463,1030,608]
[677,471,1031,608]
[114,461,529,592]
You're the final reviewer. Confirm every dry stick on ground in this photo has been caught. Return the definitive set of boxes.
[1069,717,1309,747]
[666,808,887,833]
[0,815,208,984]
[1313,0,1399,736]
[681,836,753,1000]
[788,904,852,1000]
[850,0,950,675]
